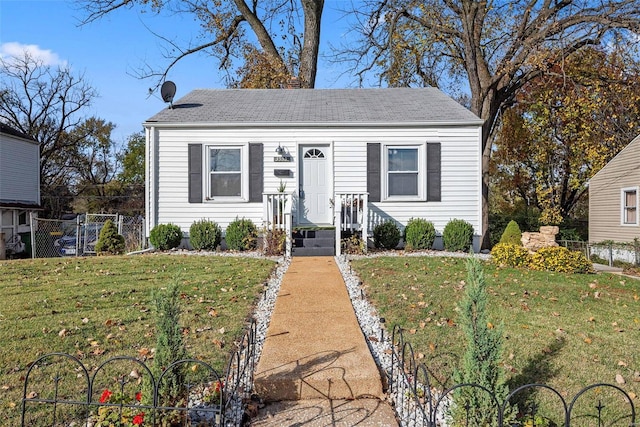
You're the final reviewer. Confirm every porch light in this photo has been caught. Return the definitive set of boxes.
[275,143,285,155]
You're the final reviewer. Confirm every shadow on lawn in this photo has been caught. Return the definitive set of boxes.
[505,336,566,417]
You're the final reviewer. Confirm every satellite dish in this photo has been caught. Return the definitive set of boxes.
[160,81,177,107]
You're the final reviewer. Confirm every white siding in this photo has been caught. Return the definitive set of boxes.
[0,133,39,204]
[147,125,482,242]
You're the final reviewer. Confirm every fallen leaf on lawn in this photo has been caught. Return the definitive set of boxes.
[130,369,141,379]
[417,353,425,359]
[588,317,595,322]
[212,339,224,349]
[27,391,38,399]
[487,322,494,329]
[218,327,225,334]
[409,329,417,334]
[220,288,227,292]
[589,283,597,289]
[618,360,627,367]
[82,318,89,324]
[90,341,99,347]
[1,385,11,390]
[419,322,426,329]
[584,337,592,344]
[104,319,114,327]
[594,292,601,299]
[196,326,212,333]
[208,309,218,317]
[138,348,152,357]
[629,392,637,400]
[552,312,560,317]
[8,402,16,408]
[59,328,68,337]
[616,374,626,384]
[91,348,105,355]
[429,342,436,353]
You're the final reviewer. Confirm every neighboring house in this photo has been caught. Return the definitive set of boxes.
[589,134,640,264]
[144,88,484,254]
[0,123,41,256]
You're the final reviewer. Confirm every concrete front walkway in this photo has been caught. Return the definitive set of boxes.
[251,257,397,426]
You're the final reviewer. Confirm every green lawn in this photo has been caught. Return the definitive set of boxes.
[0,254,276,425]
[351,256,640,424]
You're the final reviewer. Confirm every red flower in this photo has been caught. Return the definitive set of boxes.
[132,412,144,425]
[99,389,112,403]
[135,391,142,402]
[214,381,223,393]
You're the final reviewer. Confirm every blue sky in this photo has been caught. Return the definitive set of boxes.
[0,0,356,144]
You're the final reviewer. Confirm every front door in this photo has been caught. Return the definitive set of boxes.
[299,145,330,225]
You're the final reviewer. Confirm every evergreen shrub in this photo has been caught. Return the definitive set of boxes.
[403,218,436,251]
[442,219,474,252]
[189,219,222,251]
[95,219,125,255]
[149,223,183,250]
[225,218,257,251]
[499,220,523,246]
[373,220,401,250]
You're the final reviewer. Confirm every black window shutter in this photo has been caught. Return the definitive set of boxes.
[188,144,202,203]
[427,143,441,202]
[249,143,263,202]
[367,143,381,202]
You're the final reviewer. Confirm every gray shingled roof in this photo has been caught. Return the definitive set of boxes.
[145,88,482,126]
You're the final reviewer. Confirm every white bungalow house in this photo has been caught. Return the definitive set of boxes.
[144,88,483,255]
[589,134,640,264]
[0,123,41,257]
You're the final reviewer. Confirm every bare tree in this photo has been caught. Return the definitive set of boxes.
[78,0,324,89]
[337,0,640,247]
[0,51,99,216]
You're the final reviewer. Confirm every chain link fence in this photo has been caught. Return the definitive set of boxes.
[30,213,146,258]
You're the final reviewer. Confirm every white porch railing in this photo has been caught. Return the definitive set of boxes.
[334,192,369,256]
[263,192,292,257]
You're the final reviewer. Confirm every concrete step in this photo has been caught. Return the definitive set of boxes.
[249,399,399,426]
[291,246,335,256]
[292,229,336,239]
[253,257,383,401]
[293,237,335,248]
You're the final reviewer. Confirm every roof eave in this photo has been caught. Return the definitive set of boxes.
[143,120,485,128]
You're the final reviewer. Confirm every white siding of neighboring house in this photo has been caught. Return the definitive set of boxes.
[589,135,640,244]
[147,125,482,247]
[0,133,40,205]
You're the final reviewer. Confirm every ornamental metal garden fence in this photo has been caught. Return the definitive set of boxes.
[388,325,637,427]
[21,320,258,427]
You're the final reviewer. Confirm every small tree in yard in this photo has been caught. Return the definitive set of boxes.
[95,219,125,255]
[148,282,188,408]
[452,257,511,426]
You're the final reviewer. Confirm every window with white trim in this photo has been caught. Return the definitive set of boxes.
[383,144,425,200]
[621,187,638,225]
[206,145,248,200]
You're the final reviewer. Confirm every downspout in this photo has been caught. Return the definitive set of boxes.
[146,126,156,243]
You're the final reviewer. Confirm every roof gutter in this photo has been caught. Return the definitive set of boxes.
[142,119,485,129]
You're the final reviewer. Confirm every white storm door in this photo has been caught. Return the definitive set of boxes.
[299,145,330,224]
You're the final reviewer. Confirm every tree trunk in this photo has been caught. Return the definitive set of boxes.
[299,0,324,88]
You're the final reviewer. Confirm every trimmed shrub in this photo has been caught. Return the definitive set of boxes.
[529,246,593,274]
[403,218,436,251]
[225,218,257,251]
[499,220,522,246]
[263,228,286,256]
[491,243,530,268]
[149,223,183,250]
[443,219,474,252]
[189,219,222,251]
[373,220,401,250]
[95,219,125,255]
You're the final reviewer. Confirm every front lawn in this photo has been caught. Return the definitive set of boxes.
[351,256,639,422]
[0,254,276,425]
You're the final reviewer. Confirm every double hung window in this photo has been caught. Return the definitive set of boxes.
[622,187,638,225]
[207,145,246,200]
